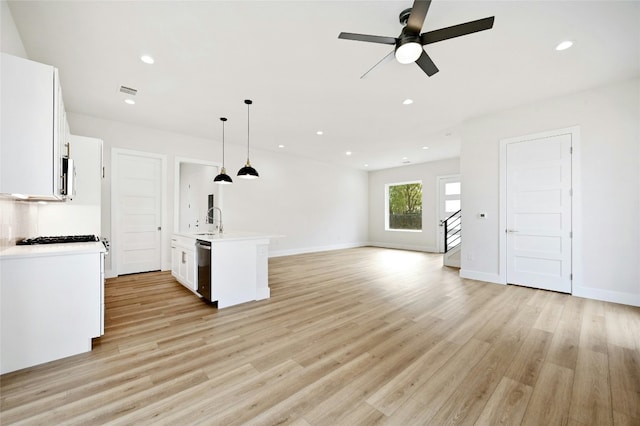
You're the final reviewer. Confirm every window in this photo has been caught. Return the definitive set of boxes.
[386,181,422,231]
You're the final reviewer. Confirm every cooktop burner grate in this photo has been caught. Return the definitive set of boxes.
[17,235,99,245]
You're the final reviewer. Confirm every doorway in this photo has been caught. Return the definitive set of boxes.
[500,129,575,293]
[112,149,165,275]
[437,174,461,253]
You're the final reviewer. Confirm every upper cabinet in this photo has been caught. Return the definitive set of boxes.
[0,53,70,200]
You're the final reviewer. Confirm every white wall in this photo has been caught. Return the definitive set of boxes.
[460,77,640,306]
[0,0,27,58]
[68,112,369,274]
[368,158,460,252]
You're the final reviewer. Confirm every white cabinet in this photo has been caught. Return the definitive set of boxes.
[171,235,197,291]
[37,135,103,236]
[0,244,105,374]
[0,53,69,200]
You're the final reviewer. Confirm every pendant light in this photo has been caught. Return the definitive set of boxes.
[213,117,233,184]
[237,99,259,179]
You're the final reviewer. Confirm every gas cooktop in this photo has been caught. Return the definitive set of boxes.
[17,235,99,245]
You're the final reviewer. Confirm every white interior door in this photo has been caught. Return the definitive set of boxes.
[114,151,162,275]
[437,175,461,253]
[506,134,572,293]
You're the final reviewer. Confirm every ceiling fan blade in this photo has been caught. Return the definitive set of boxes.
[406,0,432,34]
[415,50,439,76]
[360,50,395,79]
[420,16,495,45]
[338,32,396,45]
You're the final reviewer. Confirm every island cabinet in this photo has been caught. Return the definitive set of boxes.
[208,238,270,308]
[0,53,70,200]
[0,243,106,374]
[171,234,197,292]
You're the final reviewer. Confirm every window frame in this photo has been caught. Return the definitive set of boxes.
[385,180,423,233]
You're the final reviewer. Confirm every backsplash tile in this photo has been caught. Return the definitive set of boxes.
[0,197,39,250]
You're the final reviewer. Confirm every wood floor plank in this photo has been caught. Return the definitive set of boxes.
[608,344,640,420]
[521,362,575,426]
[474,377,533,425]
[568,348,613,425]
[1,247,638,425]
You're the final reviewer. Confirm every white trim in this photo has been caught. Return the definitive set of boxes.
[384,180,423,232]
[460,269,504,284]
[269,242,368,258]
[499,126,581,291]
[368,241,438,253]
[573,286,640,307]
[173,157,222,233]
[436,174,461,253]
[111,148,167,276]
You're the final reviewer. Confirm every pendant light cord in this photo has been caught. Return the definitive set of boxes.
[220,117,227,168]
[245,99,252,163]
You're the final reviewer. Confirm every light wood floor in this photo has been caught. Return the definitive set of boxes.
[1,247,639,425]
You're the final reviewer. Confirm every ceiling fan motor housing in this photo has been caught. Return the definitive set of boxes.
[395,27,422,64]
[399,7,413,25]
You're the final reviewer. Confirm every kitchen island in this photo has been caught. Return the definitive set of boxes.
[172,232,274,308]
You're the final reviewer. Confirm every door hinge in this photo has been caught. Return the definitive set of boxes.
[569,231,573,238]
[569,188,573,196]
[570,273,573,280]
[570,146,573,154]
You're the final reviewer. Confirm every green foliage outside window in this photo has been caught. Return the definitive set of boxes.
[388,182,422,230]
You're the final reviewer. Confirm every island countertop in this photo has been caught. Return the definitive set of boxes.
[173,231,282,243]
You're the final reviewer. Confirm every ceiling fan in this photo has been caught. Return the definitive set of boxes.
[338,0,494,78]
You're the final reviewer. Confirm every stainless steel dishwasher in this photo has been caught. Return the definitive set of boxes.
[196,240,213,302]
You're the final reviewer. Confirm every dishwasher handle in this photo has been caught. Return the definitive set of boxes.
[196,241,211,250]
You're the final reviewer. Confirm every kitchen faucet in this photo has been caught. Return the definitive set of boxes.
[206,206,223,234]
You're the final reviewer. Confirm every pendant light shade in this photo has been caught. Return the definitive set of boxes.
[214,117,233,184]
[237,99,259,179]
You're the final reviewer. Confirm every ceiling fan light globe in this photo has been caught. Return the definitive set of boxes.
[395,42,422,64]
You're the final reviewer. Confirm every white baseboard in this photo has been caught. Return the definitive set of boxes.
[269,242,368,258]
[367,242,439,253]
[459,269,505,285]
[573,286,640,307]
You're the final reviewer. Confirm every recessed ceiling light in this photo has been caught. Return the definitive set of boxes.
[278,144,285,148]
[364,164,369,167]
[402,156,408,160]
[422,146,429,150]
[345,151,352,156]
[555,40,573,51]
[402,98,414,105]
[316,130,324,135]
[140,55,155,64]
[124,99,135,105]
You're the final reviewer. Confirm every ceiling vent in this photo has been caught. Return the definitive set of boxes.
[119,85,138,96]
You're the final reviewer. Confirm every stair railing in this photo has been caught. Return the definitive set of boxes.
[443,209,461,253]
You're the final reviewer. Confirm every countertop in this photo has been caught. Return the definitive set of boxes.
[174,231,282,243]
[0,242,106,259]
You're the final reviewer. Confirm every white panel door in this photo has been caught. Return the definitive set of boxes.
[437,175,461,253]
[506,134,572,293]
[115,152,162,275]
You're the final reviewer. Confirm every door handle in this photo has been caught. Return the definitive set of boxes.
[506,229,518,233]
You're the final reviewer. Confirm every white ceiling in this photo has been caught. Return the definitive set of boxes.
[8,1,640,170]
